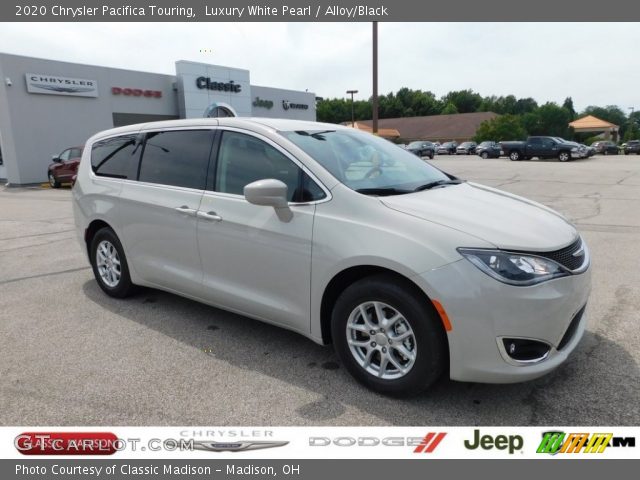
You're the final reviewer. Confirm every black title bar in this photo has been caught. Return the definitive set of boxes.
[4,0,640,21]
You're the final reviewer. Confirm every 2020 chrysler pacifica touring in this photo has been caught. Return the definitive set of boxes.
[73,118,591,395]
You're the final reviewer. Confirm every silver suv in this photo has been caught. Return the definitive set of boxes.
[73,118,591,395]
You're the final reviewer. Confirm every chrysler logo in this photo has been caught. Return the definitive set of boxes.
[31,84,95,94]
[191,441,288,452]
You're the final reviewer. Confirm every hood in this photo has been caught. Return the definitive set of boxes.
[380,182,577,251]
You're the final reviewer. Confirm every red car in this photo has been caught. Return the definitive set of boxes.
[47,146,83,188]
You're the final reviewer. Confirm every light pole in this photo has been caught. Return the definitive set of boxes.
[346,89,358,127]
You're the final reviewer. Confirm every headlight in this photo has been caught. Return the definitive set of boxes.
[458,248,569,286]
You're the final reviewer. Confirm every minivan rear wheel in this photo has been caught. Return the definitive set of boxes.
[90,227,135,298]
[331,274,446,395]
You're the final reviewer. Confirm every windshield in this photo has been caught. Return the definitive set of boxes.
[408,141,428,148]
[280,129,450,193]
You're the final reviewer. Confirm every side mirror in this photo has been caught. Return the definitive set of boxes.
[244,179,289,209]
[51,155,61,163]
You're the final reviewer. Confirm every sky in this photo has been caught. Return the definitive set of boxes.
[0,22,638,112]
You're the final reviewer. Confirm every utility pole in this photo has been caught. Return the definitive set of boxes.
[372,21,378,135]
[346,90,358,127]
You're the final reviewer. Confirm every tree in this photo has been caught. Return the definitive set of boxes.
[562,97,576,119]
[515,97,539,115]
[521,111,542,135]
[441,102,459,115]
[474,115,527,142]
[495,95,518,115]
[536,102,573,138]
[441,89,483,113]
[316,98,351,124]
[623,111,640,141]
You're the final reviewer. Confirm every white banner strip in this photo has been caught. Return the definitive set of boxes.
[2,427,638,459]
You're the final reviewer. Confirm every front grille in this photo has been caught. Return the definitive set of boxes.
[537,238,585,271]
[558,305,586,350]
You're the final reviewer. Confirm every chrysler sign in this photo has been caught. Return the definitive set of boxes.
[26,73,98,97]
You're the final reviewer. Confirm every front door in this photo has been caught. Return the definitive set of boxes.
[197,129,324,333]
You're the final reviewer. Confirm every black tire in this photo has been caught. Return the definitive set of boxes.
[509,150,521,161]
[558,151,571,162]
[331,274,447,396]
[603,150,608,156]
[48,172,61,188]
[90,227,136,298]
[480,151,489,159]
[429,152,434,159]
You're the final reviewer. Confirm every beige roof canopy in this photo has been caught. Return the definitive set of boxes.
[569,115,619,140]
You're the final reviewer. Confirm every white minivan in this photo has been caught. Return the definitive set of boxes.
[73,118,591,395]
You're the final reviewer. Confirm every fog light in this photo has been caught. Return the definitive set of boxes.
[502,338,551,363]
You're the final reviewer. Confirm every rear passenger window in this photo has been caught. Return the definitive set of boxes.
[138,130,214,189]
[91,135,141,179]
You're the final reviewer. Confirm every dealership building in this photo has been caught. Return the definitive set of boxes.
[0,53,317,184]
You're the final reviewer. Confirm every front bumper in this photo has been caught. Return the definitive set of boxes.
[415,257,591,383]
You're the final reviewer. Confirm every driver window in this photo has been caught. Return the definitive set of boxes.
[59,149,71,161]
[215,131,324,202]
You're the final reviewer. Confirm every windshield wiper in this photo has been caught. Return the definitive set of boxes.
[355,187,412,196]
[413,179,463,192]
[294,130,335,140]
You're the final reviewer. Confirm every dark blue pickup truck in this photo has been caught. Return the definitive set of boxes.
[501,136,578,162]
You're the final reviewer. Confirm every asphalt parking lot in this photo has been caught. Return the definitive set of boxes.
[1,154,639,426]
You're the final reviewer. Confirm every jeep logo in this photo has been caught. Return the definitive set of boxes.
[464,429,523,454]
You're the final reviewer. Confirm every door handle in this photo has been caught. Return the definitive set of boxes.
[197,210,223,222]
[174,205,197,216]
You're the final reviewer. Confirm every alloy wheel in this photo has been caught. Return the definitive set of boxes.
[346,301,417,380]
[96,240,121,287]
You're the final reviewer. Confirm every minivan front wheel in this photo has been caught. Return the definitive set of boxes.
[331,275,446,395]
[90,227,135,298]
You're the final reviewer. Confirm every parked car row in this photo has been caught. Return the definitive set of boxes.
[400,137,637,162]
[591,140,619,155]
